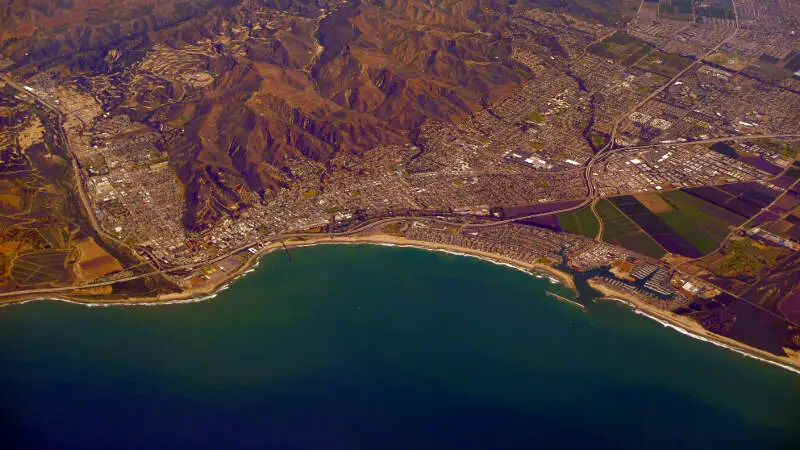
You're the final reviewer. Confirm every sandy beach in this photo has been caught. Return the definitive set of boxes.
[0,231,575,307]
[167,231,577,300]
[163,232,571,301]
[3,230,799,375]
[589,280,800,374]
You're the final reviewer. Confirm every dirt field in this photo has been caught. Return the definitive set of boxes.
[18,115,44,150]
[634,193,673,213]
[0,240,32,256]
[74,237,123,281]
[0,193,23,213]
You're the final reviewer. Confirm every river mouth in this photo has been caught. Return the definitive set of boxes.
[1,245,798,449]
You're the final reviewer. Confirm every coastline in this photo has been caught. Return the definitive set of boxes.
[154,232,577,298]
[589,281,800,374]
[0,231,575,307]
[2,231,799,374]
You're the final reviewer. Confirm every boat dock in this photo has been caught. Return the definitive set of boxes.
[546,292,586,311]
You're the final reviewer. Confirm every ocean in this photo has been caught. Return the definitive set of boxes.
[1,244,798,449]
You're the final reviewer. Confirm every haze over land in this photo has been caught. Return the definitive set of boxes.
[1,0,799,368]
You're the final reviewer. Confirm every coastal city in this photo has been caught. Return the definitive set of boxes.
[1,0,799,371]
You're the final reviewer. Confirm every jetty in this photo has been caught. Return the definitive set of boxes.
[546,292,586,311]
[281,241,293,262]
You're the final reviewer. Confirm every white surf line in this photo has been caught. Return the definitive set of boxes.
[0,293,221,308]
[635,310,800,375]
[300,241,553,281]
[602,297,800,376]
[4,241,570,307]
[7,243,797,376]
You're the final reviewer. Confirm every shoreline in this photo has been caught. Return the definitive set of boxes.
[589,281,800,374]
[2,231,799,374]
[146,233,578,304]
[0,232,576,307]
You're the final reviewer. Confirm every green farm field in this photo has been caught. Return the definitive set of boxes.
[635,50,693,78]
[588,32,652,66]
[558,206,599,238]
[596,199,665,258]
[659,190,744,241]
[657,210,719,255]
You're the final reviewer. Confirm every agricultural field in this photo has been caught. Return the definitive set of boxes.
[520,214,562,232]
[657,211,718,255]
[600,190,751,257]
[634,50,693,78]
[0,179,31,215]
[658,0,693,21]
[610,195,703,257]
[501,200,583,219]
[685,182,779,220]
[783,162,800,180]
[74,237,124,282]
[596,199,666,258]
[633,193,672,213]
[0,91,143,294]
[588,31,652,66]
[706,51,750,71]
[743,58,796,83]
[707,141,784,176]
[558,206,599,238]
[10,250,73,286]
[663,188,745,236]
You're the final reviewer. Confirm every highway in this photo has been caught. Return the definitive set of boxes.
[0,216,450,300]
[618,133,800,151]
[0,0,793,311]
[0,72,158,272]
[0,199,602,301]
[583,1,741,235]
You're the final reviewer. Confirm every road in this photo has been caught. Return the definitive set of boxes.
[618,133,800,151]
[0,72,157,271]
[0,198,605,301]
[0,2,791,311]
[0,216,436,299]
[590,198,603,240]
[584,2,741,231]
[658,167,800,323]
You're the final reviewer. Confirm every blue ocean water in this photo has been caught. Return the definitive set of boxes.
[1,245,798,449]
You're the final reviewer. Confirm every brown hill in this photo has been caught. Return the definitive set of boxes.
[0,0,633,231]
